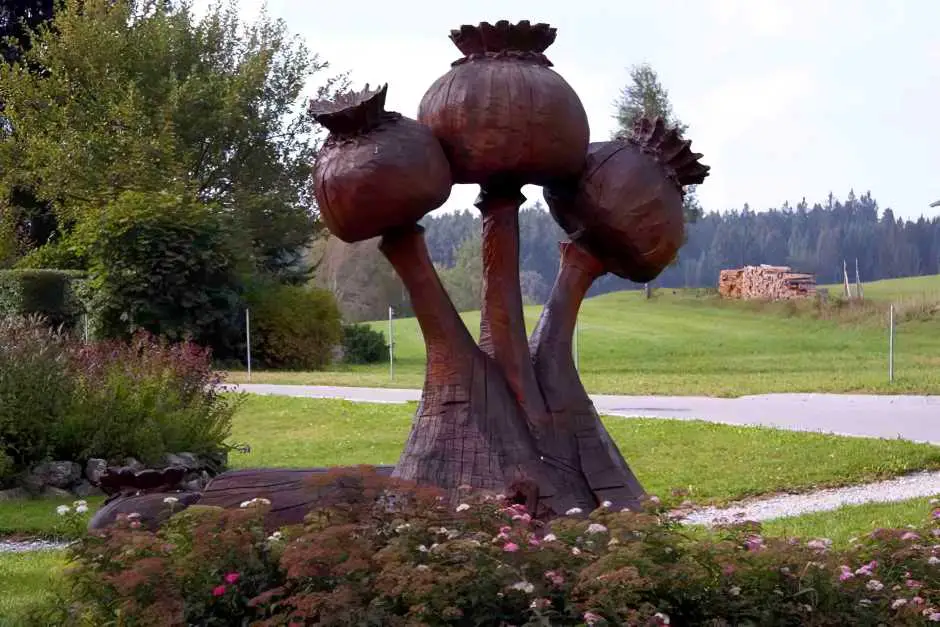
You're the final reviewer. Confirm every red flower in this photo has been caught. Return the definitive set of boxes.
[224,572,240,585]
[212,585,227,597]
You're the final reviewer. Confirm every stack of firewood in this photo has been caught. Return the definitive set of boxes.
[718,265,816,300]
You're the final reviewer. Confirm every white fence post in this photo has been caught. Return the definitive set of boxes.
[388,305,394,381]
[888,304,895,383]
[245,308,252,384]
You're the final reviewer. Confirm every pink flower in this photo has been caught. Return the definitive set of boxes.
[212,585,227,597]
[744,535,764,551]
[583,611,603,625]
[224,572,240,585]
[503,542,519,553]
[510,503,527,513]
[130,521,142,530]
[528,536,541,546]
[855,560,878,576]
[907,579,923,589]
[722,564,736,576]
[545,570,565,586]
[839,565,855,581]
[500,526,512,534]
[893,599,908,609]
[902,531,922,541]
[933,509,940,520]
[512,513,532,524]
[913,597,926,605]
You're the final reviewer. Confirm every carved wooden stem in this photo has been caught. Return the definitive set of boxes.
[379,224,476,385]
[476,185,551,432]
[530,241,605,387]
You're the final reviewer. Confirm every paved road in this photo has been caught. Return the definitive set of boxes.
[232,384,940,444]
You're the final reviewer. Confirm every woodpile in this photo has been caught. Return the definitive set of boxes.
[718,265,817,300]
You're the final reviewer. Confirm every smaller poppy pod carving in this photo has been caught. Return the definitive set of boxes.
[311,84,453,243]
[544,117,710,283]
[418,20,589,187]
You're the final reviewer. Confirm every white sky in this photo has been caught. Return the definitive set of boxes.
[202,0,940,219]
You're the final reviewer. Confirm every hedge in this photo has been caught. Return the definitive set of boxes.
[0,269,87,329]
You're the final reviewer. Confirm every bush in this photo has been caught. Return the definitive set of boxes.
[248,284,342,370]
[38,469,940,626]
[77,190,245,358]
[0,316,75,478]
[0,269,87,329]
[0,316,240,484]
[341,323,388,364]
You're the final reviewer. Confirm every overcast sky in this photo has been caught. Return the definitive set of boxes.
[208,0,940,219]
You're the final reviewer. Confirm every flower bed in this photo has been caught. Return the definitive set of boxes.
[32,468,940,626]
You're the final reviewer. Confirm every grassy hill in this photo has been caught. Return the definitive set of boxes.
[823,273,940,301]
[227,276,940,397]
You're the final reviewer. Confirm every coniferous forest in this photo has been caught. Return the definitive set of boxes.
[420,190,940,303]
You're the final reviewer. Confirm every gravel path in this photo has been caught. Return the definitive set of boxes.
[682,470,940,526]
[0,539,68,553]
[232,384,940,444]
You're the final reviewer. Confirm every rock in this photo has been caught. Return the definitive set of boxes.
[85,458,107,484]
[0,487,29,501]
[42,486,73,499]
[30,461,82,489]
[73,481,103,497]
[164,452,198,470]
[123,457,145,472]
[181,479,203,492]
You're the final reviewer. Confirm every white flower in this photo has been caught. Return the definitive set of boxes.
[859,599,872,606]
[395,523,411,533]
[416,564,429,571]
[565,507,583,516]
[600,500,612,508]
[571,547,582,555]
[239,497,272,509]
[930,556,940,565]
[729,586,741,597]
[56,505,71,516]
[510,581,535,594]
[586,523,608,534]
[893,599,908,609]
[653,612,670,624]
[163,496,179,505]
[866,579,885,592]
[417,544,428,553]
[806,538,832,550]
[456,503,470,512]
[608,538,620,546]
[931,498,940,505]
[73,500,87,507]
[542,534,557,542]
[75,504,88,514]
[266,531,283,542]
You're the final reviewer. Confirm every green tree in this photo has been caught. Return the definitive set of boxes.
[613,63,702,224]
[437,233,483,312]
[0,0,342,281]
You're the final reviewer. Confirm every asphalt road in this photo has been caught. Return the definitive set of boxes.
[231,384,940,444]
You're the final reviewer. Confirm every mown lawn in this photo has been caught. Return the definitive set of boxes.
[0,551,65,627]
[225,284,940,396]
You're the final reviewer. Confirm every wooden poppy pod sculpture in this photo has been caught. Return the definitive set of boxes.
[87,22,710,532]
[545,117,711,282]
[418,20,589,187]
[311,83,452,243]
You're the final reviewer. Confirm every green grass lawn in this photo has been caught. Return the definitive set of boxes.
[0,551,66,627]
[225,282,940,396]
[6,396,940,539]
[762,497,937,546]
[823,273,940,302]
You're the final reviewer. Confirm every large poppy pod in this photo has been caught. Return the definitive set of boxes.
[544,117,710,283]
[418,20,589,187]
[311,84,453,243]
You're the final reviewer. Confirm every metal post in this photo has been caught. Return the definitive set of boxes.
[889,304,895,383]
[388,305,394,381]
[573,314,580,372]
[83,312,89,343]
[245,308,252,383]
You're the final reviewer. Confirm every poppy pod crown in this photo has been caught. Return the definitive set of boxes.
[418,20,589,188]
[309,83,400,137]
[625,117,711,192]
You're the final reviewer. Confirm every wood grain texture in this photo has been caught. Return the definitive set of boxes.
[530,242,646,509]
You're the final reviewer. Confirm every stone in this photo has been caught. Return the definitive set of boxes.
[164,452,198,470]
[0,487,29,501]
[42,486,73,499]
[123,457,145,472]
[30,461,82,489]
[85,458,107,484]
[73,481,103,498]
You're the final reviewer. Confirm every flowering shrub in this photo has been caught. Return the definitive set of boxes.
[0,316,239,483]
[33,469,940,625]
